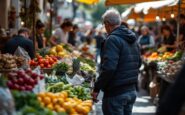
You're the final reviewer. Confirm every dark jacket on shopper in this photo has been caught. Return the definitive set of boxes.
[156,64,185,115]
[3,35,34,59]
[94,25,141,97]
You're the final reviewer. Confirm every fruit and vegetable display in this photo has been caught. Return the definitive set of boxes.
[0,42,97,115]
[0,54,25,70]
[12,91,66,115]
[144,51,183,62]
[6,69,44,91]
[29,55,58,68]
[37,91,92,114]
[47,82,91,100]
[158,60,184,80]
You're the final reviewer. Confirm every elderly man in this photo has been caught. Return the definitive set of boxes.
[92,8,141,115]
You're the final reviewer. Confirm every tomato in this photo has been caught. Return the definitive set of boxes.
[53,57,58,62]
[40,64,44,68]
[37,55,42,60]
[38,59,44,64]
[44,60,49,66]
[47,64,51,68]
[49,59,54,65]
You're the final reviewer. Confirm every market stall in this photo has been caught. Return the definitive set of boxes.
[142,50,184,103]
[0,43,96,115]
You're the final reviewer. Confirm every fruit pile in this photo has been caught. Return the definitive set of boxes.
[6,69,44,91]
[145,52,174,61]
[49,44,70,58]
[29,55,58,68]
[0,54,25,69]
[37,91,92,115]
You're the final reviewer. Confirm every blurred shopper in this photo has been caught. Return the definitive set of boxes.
[35,20,46,49]
[3,28,34,59]
[94,29,105,64]
[50,21,73,46]
[156,64,185,115]
[138,26,155,54]
[161,25,176,51]
[68,24,79,46]
[92,8,141,115]
[177,14,185,49]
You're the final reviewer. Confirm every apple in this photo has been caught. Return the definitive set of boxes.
[39,75,44,80]
[7,81,13,88]
[28,78,35,85]
[13,84,20,90]
[31,73,38,79]
[17,70,25,75]
[25,68,32,75]
[25,85,33,91]
[8,72,17,79]
[20,86,26,91]
[17,78,24,85]
[22,75,30,82]
[33,79,38,85]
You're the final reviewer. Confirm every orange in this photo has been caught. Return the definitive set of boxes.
[61,91,68,98]
[63,102,73,111]
[57,107,66,112]
[80,102,92,108]
[43,96,51,104]
[58,98,64,106]
[68,108,77,114]
[47,103,54,110]
[66,98,74,102]
[37,92,45,98]
[82,106,91,114]
[83,100,93,103]
[37,96,42,102]
[52,98,58,104]
[45,92,55,98]
[75,105,84,113]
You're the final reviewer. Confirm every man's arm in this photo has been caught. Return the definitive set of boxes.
[94,36,121,92]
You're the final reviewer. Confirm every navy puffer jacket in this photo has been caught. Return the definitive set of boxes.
[94,25,141,97]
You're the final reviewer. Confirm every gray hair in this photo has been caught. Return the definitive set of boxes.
[102,8,121,26]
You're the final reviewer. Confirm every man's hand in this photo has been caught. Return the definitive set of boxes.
[91,91,99,103]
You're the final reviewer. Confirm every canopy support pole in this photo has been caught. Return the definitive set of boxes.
[177,0,182,40]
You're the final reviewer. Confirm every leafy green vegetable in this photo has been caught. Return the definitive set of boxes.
[53,62,69,75]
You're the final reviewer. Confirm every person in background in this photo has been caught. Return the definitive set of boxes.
[3,28,34,59]
[36,20,46,49]
[156,64,185,115]
[94,29,105,64]
[177,14,185,49]
[68,24,79,46]
[138,26,155,54]
[92,8,141,115]
[161,25,176,51]
[50,20,73,46]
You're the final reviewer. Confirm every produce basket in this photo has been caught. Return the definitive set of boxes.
[41,68,53,74]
